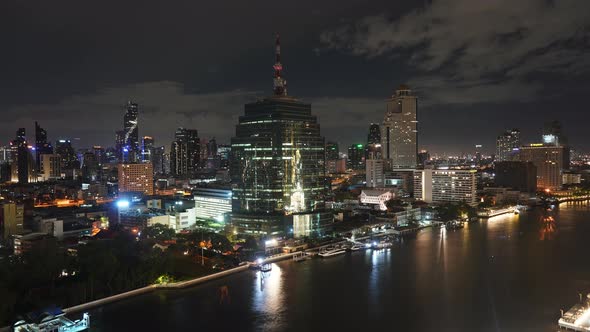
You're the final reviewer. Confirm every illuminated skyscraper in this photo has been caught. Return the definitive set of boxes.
[141,136,154,163]
[325,141,339,161]
[496,129,520,162]
[12,128,30,184]
[381,85,418,169]
[118,163,154,195]
[170,128,199,177]
[123,101,139,162]
[230,34,330,238]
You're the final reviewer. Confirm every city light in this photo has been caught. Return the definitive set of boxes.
[265,239,278,247]
[116,200,130,208]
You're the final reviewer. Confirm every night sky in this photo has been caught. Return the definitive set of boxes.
[2,0,589,154]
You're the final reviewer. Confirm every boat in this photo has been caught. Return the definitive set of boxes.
[259,263,272,272]
[372,241,392,249]
[13,308,90,332]
[293,252,309,262]
[347,244,364,251]
[318,248,346,257]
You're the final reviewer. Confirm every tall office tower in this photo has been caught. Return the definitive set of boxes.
[417,149,430,167]
[11,128,37,183]
[496,129,521,161]
[93,146,105,166]
[152,146,165,174]
[207,138,218,158]
[118,163,154,195]
[519,144,564,190]
[34,122,53,172]
[141,136,154,163]
[123,101,140,162]
[12,128,30,184]
[40,154,61,181]
[413,169,477,206]
[170,128,200,177]
[347,144,365,170]
[82,152,99,181]
[217,144,231,169]
[230,34,330,238]
[366,159,385,187]
[365,123,382,160]
[381,85,418,169]
[325,141,339,161]
[115,130,125,161]
[543,120,570,169]
[55,139,78,171]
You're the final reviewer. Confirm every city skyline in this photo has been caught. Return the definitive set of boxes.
[2,0,590,154]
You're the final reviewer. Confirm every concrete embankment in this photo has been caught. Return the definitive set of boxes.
[63,252,296,314]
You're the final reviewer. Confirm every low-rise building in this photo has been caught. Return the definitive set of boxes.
[360,189,395,211]
[194,187,232,222]
[414,169,477,206]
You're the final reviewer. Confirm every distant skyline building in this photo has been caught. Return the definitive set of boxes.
[230,34,330,238]
[40,154,61,181]
[152,146,166,174]
[55,139,78,172]
[123,101,139,162]
[325,141,339,161]
[365,123,382,160]
[382,85,418,169]
[543,120,570,169]
[347,144,365,170]
[12,128,30,184]
[118,163,154,195]
[142,136,154,163]
[496,129,521,162]
[34,122,53,173]
[170,128,200,177]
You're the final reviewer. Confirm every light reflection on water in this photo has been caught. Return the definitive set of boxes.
[252,263,285,331]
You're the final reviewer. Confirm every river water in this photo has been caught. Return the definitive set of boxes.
[88,203,590,331]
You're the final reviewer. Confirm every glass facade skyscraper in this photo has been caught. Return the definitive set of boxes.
[123,101,139,162]
[230,35,330,239]
[170,128,199,177]
[496,129,520,162]
[382,85,418,169]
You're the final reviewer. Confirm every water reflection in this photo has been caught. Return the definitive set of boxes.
[252,263,285,330]
[539,214,557,240]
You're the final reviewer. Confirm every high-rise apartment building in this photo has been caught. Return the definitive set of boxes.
[152,146,166,174]
[414,169,477,206]
[496,129,521,161]
[123,101,140,162]
[230,34,330,238]
[12,128,30,184]
[347,144,365,170]
[118,163,154,195]
[519,144,564,190]
[382,85,418,169]
[170,128,200,177]
[543,120,570,170]
[366,159,385,188]
[40,154,61,181]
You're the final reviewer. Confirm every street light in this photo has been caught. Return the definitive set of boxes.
[116,200,130,225]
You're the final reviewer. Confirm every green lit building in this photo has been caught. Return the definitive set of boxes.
[347,143,365,170]
[230,35,331,239]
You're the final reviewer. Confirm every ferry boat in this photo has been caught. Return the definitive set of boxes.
[318,247,346,257]
[13,308,89,332]
[371,241,393,249]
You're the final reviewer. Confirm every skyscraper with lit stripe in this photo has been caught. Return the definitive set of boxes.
[230,34,331,238]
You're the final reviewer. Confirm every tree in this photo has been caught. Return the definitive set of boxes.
[142,223,175,241]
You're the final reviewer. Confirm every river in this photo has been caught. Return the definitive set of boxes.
[88,202,590,331]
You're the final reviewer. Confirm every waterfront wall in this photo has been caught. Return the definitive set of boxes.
[63,252,296,314]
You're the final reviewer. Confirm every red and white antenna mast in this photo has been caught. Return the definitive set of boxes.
[273,33,287,96]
